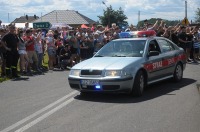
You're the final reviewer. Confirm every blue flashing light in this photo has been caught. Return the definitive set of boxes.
[119,32,131,38]
[95,85,101,90]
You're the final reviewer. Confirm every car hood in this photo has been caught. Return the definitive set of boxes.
[72,57,141,70]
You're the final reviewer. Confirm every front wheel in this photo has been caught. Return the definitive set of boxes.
[131,70,146,97]
[80,91,90,96]
[173,63,183,82]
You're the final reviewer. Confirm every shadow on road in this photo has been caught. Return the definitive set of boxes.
[11,77,30,81]
[52,68,71,72]
[74,78,196,103]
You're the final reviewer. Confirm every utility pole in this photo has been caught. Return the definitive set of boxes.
[138,11,140,29]
[108,7,110,28]
[185,0,187,19]
[8,13,10,23]
[41,12,42,22]
[102,1,110,27]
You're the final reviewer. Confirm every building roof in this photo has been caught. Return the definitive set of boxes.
[33,10,96,25]
[12,16,38,23]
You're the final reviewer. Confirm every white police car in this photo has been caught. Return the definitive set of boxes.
[68,37,186,96]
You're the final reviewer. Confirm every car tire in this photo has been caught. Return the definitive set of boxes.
[173,63,183,82]
[80,91,89,96]
[131,70,146,97]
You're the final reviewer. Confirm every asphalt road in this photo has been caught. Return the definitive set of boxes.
[0,63,200,132]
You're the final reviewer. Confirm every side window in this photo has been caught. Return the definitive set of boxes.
[157,39,175,53]
[148,40,161,53]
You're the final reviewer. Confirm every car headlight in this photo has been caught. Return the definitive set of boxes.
[105,70,121,77]
[105,70,131,77]
[69,69,80,76]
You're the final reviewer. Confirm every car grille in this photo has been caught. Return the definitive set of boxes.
[81,70,102,76]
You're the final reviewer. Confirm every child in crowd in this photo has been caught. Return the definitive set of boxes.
[46,30,56,70]
[17,29,29,74]
[35,30,44,71]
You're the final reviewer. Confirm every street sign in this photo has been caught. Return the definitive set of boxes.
[33,22,52,29]
[181,17,190,25]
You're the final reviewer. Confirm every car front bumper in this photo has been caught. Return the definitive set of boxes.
[68,77,134,93]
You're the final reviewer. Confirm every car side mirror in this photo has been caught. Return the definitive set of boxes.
[93,52,97,56]
[148,51,160,57]
[179,47,184,51]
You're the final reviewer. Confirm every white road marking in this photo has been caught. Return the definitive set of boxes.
[0,91,78,132]
[15,97,75,132]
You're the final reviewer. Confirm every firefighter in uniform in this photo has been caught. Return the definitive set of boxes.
[1,24,19,78]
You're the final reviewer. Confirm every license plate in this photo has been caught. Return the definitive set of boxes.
[81,80,99,85]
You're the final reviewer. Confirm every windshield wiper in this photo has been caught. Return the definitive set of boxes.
[112,55,127,57]
[94,55,104,57]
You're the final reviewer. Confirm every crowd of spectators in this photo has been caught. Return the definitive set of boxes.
[0,19,200,78]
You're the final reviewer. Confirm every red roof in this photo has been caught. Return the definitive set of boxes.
[81,24,89,28]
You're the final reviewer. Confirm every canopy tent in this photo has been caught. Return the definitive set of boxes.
[50,23,72,30]
[15,23,33,28]
[1,23,33,28]
[81,24,89,29]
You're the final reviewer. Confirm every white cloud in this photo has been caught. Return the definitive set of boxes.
[0,0,199,25]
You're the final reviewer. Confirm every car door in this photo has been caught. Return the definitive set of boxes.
[157,38,177,76]
[144,39,163,81]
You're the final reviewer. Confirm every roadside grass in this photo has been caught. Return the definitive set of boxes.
[0,77,7,82]
[0,53,49,83]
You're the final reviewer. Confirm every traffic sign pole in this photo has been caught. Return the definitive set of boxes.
[181,17,190,26]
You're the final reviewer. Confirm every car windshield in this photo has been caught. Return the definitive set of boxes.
[94,40,146,57]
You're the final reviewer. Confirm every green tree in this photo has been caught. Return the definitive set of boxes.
[137,18,180,28]
[98,6,128,28]
[194,8,200,23]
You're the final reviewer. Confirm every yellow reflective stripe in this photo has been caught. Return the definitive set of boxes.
[11,66,17,68]
[6,67,10,70]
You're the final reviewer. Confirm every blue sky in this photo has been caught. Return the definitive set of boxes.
[0,0,199,25]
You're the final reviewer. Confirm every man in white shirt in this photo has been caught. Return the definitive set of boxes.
[95,25,107,45]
